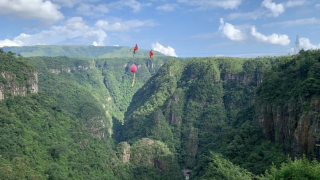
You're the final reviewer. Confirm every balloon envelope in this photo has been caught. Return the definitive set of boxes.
[131,64,137,73]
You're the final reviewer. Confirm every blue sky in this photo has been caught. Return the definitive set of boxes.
[0,0,320,57]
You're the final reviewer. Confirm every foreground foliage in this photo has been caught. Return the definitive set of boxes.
[0,93,130,180]
[194,153,253,180]
[260,156,320,180]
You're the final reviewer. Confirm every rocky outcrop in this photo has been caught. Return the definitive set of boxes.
[85,117,107,139]
[0,71,38,100]
[256,97,320,160]
[49,65,92,74]
[130,138,173,167]
[221,72,262,86]
[146,60,155,69]
[117,138,183,179]
[0,84,4,101]
[28,72,38,93]
[117,142,131,163]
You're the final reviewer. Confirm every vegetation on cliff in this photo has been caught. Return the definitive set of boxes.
[121,56,287,175]
[1,47,320,179]
[121,50,320,177]
[0,93,132,180]
[0,49,37,100]
[256,49,320,159]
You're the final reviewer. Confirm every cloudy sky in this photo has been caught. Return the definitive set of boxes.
[0,0,319,57]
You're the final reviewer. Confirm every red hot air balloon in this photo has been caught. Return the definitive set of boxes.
[131,64,137,87]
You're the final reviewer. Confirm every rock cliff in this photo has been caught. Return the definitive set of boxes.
[0,50,38,101]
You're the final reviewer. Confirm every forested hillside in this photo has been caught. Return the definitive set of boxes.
[255,49,320,159]
[0,50,130,179]
[119,50,320,178]
[0,50,183,180]
[0,49,38,100]
[120,56,288,176]
[1,47,320,180]
[24,55,177,127]
[95,56,178,121]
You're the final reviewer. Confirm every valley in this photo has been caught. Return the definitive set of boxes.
[0,47,320,179]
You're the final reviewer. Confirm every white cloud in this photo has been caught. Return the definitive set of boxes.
[0,17,107,47]
[299,38,320,50]
[177,0,242,10]
[0,0,64,24]
[113,45,119,46]
[289,38,320,54]
[263,17,320,27]
[65,17,86,30]
[156,3,178,11]
[316,4,320,8]
[228,9,267,20]
[251,26,290,46]
[76,3,109,17]
[108,0,151,13]
[95,19,157,31]
[229,0,306,20]
[218,18,246,41]
[217,18,290,46]
[151,42,178,57]
[0,38,24,47]
[284,0,306,8]
[261,0,285,17]
[51,0,98,8]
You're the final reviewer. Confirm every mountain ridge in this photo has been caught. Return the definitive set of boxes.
[2,45,167,58]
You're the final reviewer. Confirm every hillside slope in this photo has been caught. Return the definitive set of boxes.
[255,49,320,160]
[120,50,320,177]
[0,49,183,180]
[95,56,178,121]
[0,51,132,180]
[26,56,115,138]
[121,56,288,175]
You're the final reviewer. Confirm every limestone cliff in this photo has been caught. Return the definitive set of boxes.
[48,64,94,74]
[255,50,320,160]
[117,138,184,179]
[256,97,320,160]
[26,56,114,139]
[122,58,268,169]
[0,71,38,101]
[0,50,38,101]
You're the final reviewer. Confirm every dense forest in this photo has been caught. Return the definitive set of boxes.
[0,47,320,179]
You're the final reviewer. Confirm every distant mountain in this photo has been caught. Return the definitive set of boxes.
[2,45,166,58]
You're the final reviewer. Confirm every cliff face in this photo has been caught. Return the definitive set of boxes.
[0,71,38,97]
[26,56,114,139]
[256,98,320,160]
[0,51,38,101]
[122,57,270,168]
[95,56,176,122]
[48,64,94,74]
[116,138,184,180]
[255,50,320,160]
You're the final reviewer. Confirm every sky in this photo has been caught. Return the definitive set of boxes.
[0,0,320,58]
